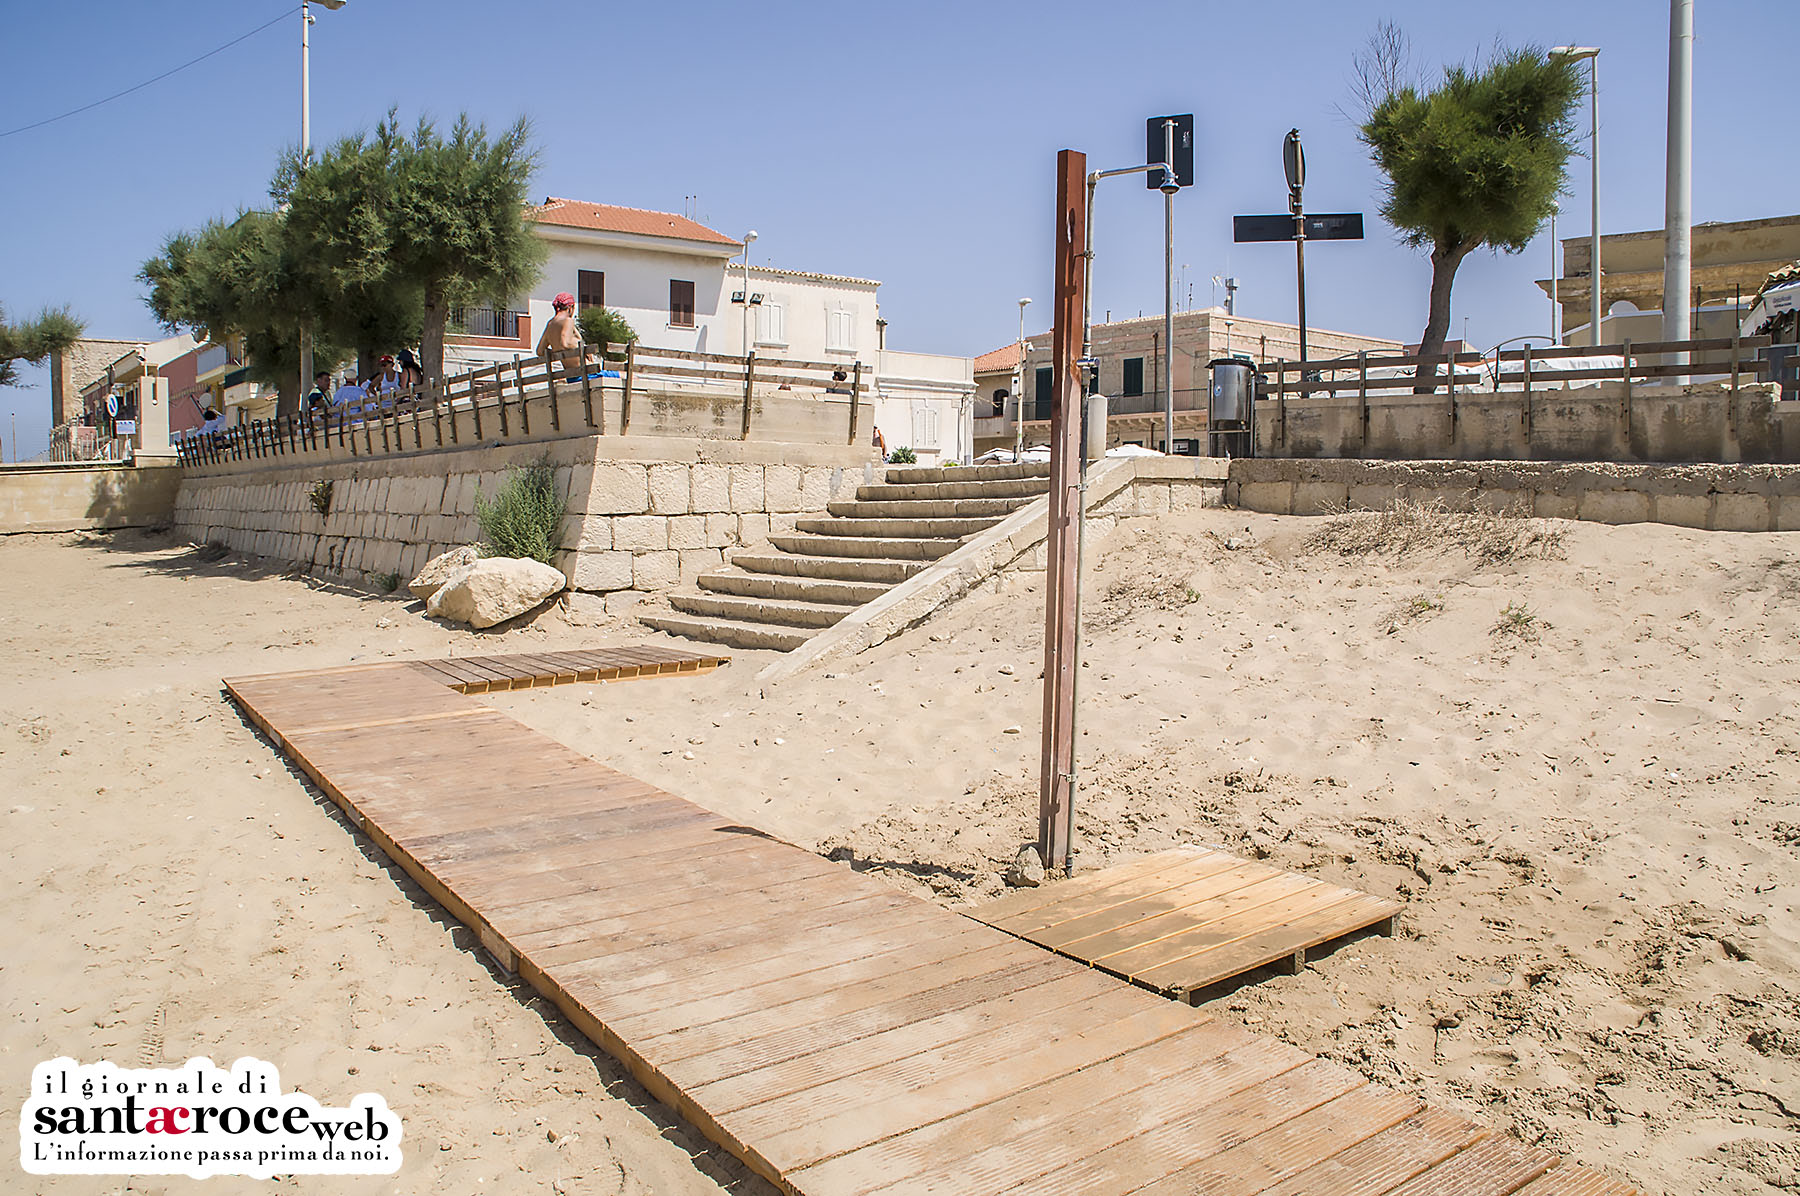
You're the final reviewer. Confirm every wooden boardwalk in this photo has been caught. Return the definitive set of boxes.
[969,847,1403,1002]
[225,648,1639,1196]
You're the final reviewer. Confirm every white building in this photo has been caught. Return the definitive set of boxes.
[443,197,974,462]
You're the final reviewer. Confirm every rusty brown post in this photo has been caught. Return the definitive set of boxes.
[621,342,635,434]
[740,352,756,439]
[1038,147,1087,873]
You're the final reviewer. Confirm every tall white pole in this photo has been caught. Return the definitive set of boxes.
[740,230,757,356]
[1590,56,1602,347]
[1663,0,1694,364]
[1550,204,1560,343]
[1015,297,1030,460]
[298,1,313,403]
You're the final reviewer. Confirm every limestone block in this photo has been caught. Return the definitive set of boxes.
[1292,482,1348,515]
[1235,481,1294,515]
[691,464,731,514]
[738,514,771,546]
[566,514,610,551]
[569,549,634,592]
[648,464,691,515]
[562,591,609,625]
[1778,494,1800,532]
[1576,488,1651,525]
[633,550,680,590]
[426,557,567,628]
[667,514,707,550]
[604,590,649,616]
[679,548,724,583]
[1168,481,1218,513]
[1531,491,1578,520]
[764,464,804,513]
[613,514,668,551]
[584,462,650,515]
[770,513,800,537]
[1652,493,1709,529]
[798,466,837,510]
[410,545,482,598]
[704,513,739,548]
[729,464,766,513]
[368,540,404,579]
[1711,492,1770,532]
[1134,482,1172,516]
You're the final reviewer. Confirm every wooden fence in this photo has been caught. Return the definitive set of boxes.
[175,343,866,468]
[1262,334,1775,400]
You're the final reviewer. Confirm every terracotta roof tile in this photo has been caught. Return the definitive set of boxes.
[529,198,742,247]
[973,343,1022,373]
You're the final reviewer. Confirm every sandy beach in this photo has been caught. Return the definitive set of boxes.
[5,507,1798,1194]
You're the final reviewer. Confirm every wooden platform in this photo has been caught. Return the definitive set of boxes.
[969,847,1404,1001]
[224,648,1639,1196]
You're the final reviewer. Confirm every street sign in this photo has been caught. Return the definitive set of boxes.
[1145,114,1194,188]
[105,394,119,417]
[1233,213,1365,243]
[1283,128,1305,194]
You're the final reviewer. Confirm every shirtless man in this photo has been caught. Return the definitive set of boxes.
[535,292,585,380]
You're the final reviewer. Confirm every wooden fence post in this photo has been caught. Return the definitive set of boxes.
[740,351,756,440]
[621,342,635,435]
[546,353,562,432]
[846,359,862,446]
[580,351,595,429]
[1358,350,1369,451]
[470,368,485,440]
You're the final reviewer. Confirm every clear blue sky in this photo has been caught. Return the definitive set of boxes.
[2,0,1793,458]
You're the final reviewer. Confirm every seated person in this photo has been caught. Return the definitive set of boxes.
[331,378,369,414]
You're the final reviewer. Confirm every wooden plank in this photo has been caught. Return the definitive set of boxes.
[1032,867,1310,952]
[1512,1165,1643,1196]
[1140,892,1404,993]
[1382,1135,1559,1196]
[740,998,1212,1173]
[790,1026,1287,1196]
[1093,885,1386,979]
[985,849,1250,935]
[1254,1109,1489,1196]
[1127,1086,1422,1196]
[973,848,1232,925]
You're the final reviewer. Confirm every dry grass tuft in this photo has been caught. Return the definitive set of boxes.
[1305,497,1566,565]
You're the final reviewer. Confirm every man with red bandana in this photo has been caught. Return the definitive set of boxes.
[536,292,585,380]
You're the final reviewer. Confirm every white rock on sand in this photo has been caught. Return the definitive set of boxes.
[426,557,567,628]
[408,544,481,599]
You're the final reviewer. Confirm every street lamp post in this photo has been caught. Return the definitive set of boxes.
[1549,201,1560,343]
[737,230,758,357]
[1551,45,1601,346]
[1014,297,1031,461]
[298,0,346,402]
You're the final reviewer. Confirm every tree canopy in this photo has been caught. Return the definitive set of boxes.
[0,303,84,388]
[576,306,637,361]
[1355,25,1583,372]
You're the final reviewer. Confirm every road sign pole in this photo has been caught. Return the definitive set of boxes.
[1039,148,1087,873]
[1163,118,1176,452]
[1294,206,1308,368]
[1284,129,1308,368]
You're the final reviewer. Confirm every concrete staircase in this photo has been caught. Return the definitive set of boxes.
[639,462,1052,651]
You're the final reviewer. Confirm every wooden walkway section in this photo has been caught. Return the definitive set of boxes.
[969,847,1404,1002]
[224,648,1639,1196]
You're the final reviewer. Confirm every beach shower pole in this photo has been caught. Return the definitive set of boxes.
[1039,148,1087,873]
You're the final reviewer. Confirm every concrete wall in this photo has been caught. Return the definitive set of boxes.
[174,436,868,609]
[0,460,182,534]
[1256,380,1795,464]
[1225,457,1800,532]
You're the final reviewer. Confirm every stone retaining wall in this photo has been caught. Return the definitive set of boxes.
[1,458,183,534]
[173,436,869,609]
[1225,458,1800,531]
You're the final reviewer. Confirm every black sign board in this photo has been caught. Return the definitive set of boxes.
[1233,212,1365,243]
[1145,114,1194,188]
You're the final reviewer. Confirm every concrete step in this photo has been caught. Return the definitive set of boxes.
[792,515,1002,539]
[729,552,929,585]
[825,496,1036,519]
[768,533,963,560]
[669,591,857,628]
[698,569,892,606]
[639,611,816,652]
[855,478,1052,503]
[885,462,1052,484]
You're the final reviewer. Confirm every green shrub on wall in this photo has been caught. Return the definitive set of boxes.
[888,446,917,465]
[474,458,565,564]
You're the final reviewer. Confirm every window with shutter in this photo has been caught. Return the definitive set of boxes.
[669,280,695,328]
[758,300,786,346]
[826,304,855,351]
[578,270,605,311]
[1123,357,1144,396]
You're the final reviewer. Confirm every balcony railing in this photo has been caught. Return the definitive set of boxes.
[450,306,523,339]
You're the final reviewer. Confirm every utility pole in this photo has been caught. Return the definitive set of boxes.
[1161,118,1177,452]
[1038,149,1087,873]
[1662,0,1694,363]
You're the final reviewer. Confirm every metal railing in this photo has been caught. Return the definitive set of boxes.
[449,306,523,339]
